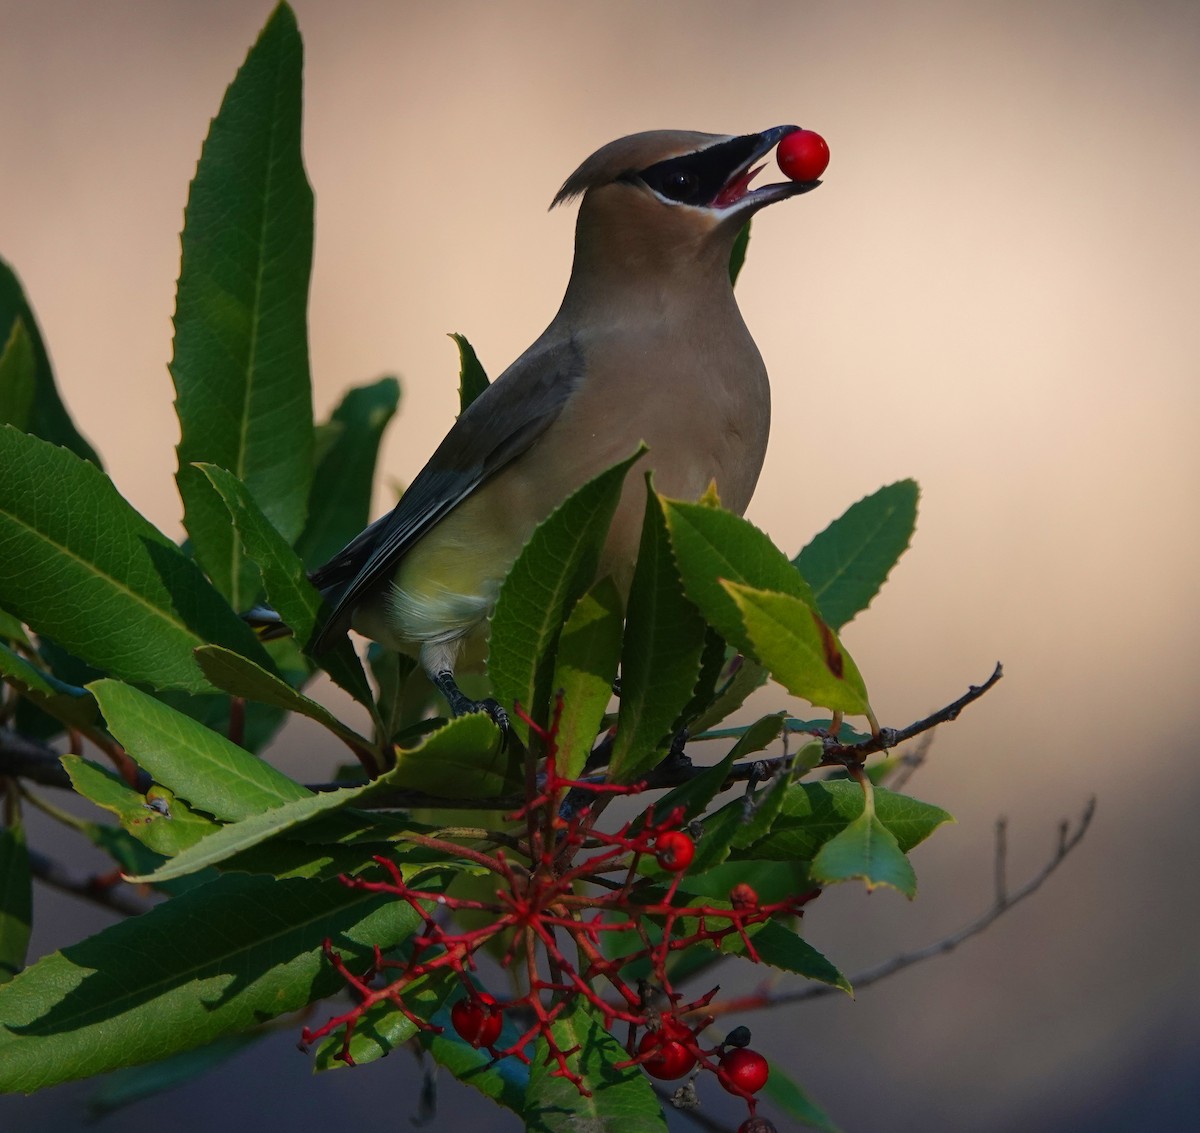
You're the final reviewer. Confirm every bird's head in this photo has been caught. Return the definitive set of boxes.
[553,126,820,290]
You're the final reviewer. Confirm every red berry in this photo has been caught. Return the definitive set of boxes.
[719,1047,770,1095]
[654,830,695,872]
[776,129,830,183]
[451,995,503,1047]
[637,1026,697,1080]
[730,882,759,909]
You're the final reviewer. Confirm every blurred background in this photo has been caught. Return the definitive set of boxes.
[1,1,1197,1129]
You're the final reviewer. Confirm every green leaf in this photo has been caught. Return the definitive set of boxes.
[689,654,769,735]
[746,921,851,993]
[740,780,953,862]
[611,484,708,782]
[124,753,463,884]
[0,808,31,983]
[489,448,644,743]
[155,686,286,758]
[313,967,457,1070]
[796,480,919,629]
[723,582,871,716]
[784,715,870,746]
[551,578,623,779]
[450,332,489,415]
[90,679,309,820]
[727,712,788,760]
[194,645,371,752]
[729,220,751,285]
[63,756,220,859]
[0,608,29,645]
[811,807,917,896]
[389,712,520,800]
[662,496,818,652]
[674,626,728,731]
[196,466,320,642]
[368,644,419,745]
[28,635,105,689]
[218,827,431,884]
[647,747,740,827]
[651,863,833,991]
[0,256,100,464]
[0,426,274,694]
[0,642,97,729]
[171,2,314,608]
[0,870,432,1091]
[296,376,400,569]
[87,1033,262,1120]
[127,779,376,883]
[76,811,218,896]
[688,799,746,874]
[676,858,813,906]
[678,731,796,872]
[198,465,373,706]
[0,318,36,432]
[727,743,813,850]
[524,998,667,1132]
[762,1060,844,1133]
[672,892,849,988]
[6,636,103,743]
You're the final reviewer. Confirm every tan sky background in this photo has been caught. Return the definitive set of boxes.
[2,2,1198,1130]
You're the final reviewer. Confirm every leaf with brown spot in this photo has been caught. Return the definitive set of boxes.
[721,581,871,716]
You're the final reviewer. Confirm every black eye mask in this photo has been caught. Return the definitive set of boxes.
[629,134,763,206]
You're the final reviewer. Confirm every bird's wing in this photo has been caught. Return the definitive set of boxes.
[309,335,585,650]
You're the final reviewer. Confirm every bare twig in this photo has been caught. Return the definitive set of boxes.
[994,814,1009,905]
[0,728,71,788]
[704,797,1096,1015]
[822,662,1003,767]
[4,668,1003,813]
[27,848,153,918]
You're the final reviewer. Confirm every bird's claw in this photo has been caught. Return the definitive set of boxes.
[432,670,510,745]
[477,697,510,740]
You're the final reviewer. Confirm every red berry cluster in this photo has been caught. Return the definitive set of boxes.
[617,1014,773,1115]
[300,700,816,1120]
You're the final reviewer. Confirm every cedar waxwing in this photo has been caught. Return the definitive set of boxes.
[309,126,820,720]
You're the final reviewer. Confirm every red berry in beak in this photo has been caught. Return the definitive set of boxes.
[776,129,830,182]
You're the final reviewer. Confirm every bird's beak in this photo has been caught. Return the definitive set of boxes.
[711,125,820,215]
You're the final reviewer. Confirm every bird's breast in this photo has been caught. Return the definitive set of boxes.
[519,310,772,583]
[365,299,772,655]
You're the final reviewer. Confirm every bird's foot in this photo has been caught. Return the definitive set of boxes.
[432,670,510,737]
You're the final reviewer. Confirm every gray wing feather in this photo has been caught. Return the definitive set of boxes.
[309,335,584,651]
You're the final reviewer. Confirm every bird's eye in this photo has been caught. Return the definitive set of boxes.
[662,170,699,200]
[638,148,742,206]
